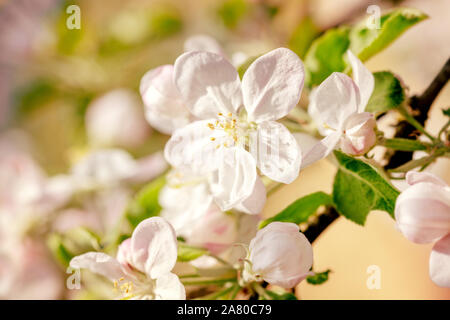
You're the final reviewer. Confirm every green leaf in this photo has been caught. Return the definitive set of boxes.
[150,9,183,38]
[47,227,101,267]
[288,17,320,59]
[383,138,427,151]
[264,290,298,300]
[47,234,74,266]
[218,0,247,29]
[366,71,405,112]
[125,176,165,228]
[349,8,428,62]
[259,192,333,229]
[177,243,208,262]
[443,108,450,117]
[332,151,400,225]
[304,27,350,86]
[13,79,56,117]
[306,269,331,285]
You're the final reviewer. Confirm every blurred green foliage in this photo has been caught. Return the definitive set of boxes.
[218,0,247,29]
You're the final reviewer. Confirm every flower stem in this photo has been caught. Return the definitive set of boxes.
[398,104,436,142]
[182,278,237,286]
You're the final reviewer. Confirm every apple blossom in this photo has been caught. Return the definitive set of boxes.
[303,50,376,167]
[70,217,185,299]
[70,149,167,190]
[0,241,63,300]
[85,89,151,149]
[242,222,313,288]
[160,166,266,215]
[140,35,226,135]
[163,48,303,212]
[395,171,450,288]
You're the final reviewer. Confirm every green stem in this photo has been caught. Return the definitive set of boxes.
[182,278,237,286]
[252,283,271,300]
[195,284,239,300]
[438,119,450,139]
[398,105,437,142]
[206,253,233,267]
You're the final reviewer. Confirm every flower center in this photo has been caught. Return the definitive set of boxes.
[207,112,254,149]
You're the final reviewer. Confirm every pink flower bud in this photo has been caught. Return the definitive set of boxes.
[140,65,192,134]
[395,171,450,288]
[340,112,376,156]
[85,89,151,148]
[395,171,450,244]
[246,222,313,288]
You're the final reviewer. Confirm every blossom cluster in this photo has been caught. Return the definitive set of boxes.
[1,30,449,300]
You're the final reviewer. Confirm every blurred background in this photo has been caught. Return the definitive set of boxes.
[0,0,449,299]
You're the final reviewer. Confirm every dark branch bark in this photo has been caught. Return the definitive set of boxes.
[385,57,450,169]
[305,56,450,243]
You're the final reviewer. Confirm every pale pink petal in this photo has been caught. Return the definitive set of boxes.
[130,152,168,183]
[406,171,448,187]
[209,147,257,211]
[184,34,224,55]
[140,65,191,134]
[174,51,242,119]
[116,238,132,267]
[188,205,237,254]
[154,273,186,300]
[86,89,150,148]
[70,252,125,281]
[71,149,138,187]
[347,50,374,111]
[429,234,450,288]
[242,48,304,122]
[341,112,376,155]
[130,217,178,278]
[164,120,225,174]
[249,222,313,288]
[395,182,450,244]
[301,131,341,169]
[235,176,266,214]
[311,72,361,130]
[253,121,302,184]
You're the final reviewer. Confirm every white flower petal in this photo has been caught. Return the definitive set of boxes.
[311,72,361,130]
[154,273,186,300]
[429,235,450,288]
[242,48,305,122]
[406,171,448,187]
[70,252,125,281]
[140,65,191,134]
[130,152,168,183]
[184,34,224,55]
[347,50,374,112]
[253,121,302,183]
[235,176,266,214]
[174,51,242,119]
[209,147,257,211]
[301,132,342,168]
[71,149,138,187]
[130,217,178,278]
[164,120,225,174]
[249,222,313,288]
[395,182,450,244]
